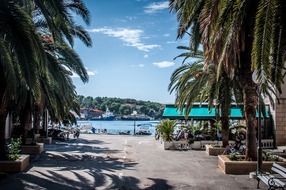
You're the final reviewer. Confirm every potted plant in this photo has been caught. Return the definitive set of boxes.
[0,138,30,172]
[218,151,286,175]
[8,137,22,161]
[157,120,176,150]
[189,125,202,149]
[205,144,225,156]
[21,129,44,155]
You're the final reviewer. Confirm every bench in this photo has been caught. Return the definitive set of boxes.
[257,163,286,189]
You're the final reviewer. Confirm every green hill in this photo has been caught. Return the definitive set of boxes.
[78,96,164,119]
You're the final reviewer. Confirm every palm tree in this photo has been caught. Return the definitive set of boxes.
[0,0,46,159]
[0,0,91,159]
[169,46,242,147]
[169,0,286,160]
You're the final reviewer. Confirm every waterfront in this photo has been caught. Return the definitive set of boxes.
[77,120,159,135]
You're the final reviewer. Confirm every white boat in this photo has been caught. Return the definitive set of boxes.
[77,122,93,133]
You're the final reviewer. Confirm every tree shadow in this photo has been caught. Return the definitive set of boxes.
[65,138,108,145]
[44,141,117,154]
[145,178,173,190]
[0,137,174,189]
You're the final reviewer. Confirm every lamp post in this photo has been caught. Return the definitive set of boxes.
[134,120,136,135]
[132,111,137,135]
[252,70,262,174]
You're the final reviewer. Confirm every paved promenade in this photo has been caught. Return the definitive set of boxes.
[0,134,261,189]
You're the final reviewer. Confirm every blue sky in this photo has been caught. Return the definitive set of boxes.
[72,0,189,103]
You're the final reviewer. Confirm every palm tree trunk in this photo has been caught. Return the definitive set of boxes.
[239,0,259,161]
[242,79,258,161]
[0,71,8,160]
[221,107,230,147]
[20,103,32,145]
[220,73,231,147]
[239,65,258,160]
[42,110,48,137]
[33,105,41,134]
[0,112,7,160]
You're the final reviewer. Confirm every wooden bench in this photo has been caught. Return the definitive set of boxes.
[257,163,286,189]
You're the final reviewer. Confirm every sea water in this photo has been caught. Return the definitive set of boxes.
[77,120,159,135]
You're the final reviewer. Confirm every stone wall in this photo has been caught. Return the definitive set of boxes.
[274,99,286,145]
[273,82,286,146]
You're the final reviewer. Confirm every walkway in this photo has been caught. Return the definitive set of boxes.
[0,134,261,189]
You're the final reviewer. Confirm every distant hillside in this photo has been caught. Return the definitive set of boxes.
[77,96,164,119]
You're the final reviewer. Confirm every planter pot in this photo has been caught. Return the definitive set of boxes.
[163,141,175,150]
[218,155,286,175]
[25,134,40,144]
[25,138,33,145]
[21,143,44,155]
[190,141,201,150]
[201,140,220,150]
[205,144,225,156]
[37,137,52,144]
[34,134,40,140]
[0,155,30,172]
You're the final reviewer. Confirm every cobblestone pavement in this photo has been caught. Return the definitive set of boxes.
[0,134,262,189]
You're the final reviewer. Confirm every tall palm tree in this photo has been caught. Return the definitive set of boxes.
[0,0,91,159]
[169,46,242,147]
[0,1,46,158]
[169,0,286,160]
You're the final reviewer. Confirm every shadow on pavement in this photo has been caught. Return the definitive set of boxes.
[0,137,174,190]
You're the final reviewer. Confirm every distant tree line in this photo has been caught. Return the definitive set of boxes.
[77,96,164,119]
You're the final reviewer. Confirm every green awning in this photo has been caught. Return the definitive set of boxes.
[162,104,270,120]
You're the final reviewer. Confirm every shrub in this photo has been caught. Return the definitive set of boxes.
[156,120,176,142]
[7,138,21,161]
[262,152,280,162]
[229,152,242,161]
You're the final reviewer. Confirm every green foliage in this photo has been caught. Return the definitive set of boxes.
[229,152,242,161]
[157,120,176,142]
[262,152,279,162]
[214,121,222,131]
[78,96,164,119]
[0,0,92,158]
[7,138,21,161]
[169,0,286,160]
[119,104,132,115]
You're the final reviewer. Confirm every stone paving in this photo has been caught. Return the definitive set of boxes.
[0,134,264,189]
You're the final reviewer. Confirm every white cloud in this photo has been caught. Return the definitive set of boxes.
[126,16,136,21]
[144,1,169,13]
[163,33,170,37]
[153,61,175,68]
[71,68,97,78]
[166,41,177,44]
[87,71,96,76]
[130,64,145,68]
[88,27,160,52]
[144,54,149,58]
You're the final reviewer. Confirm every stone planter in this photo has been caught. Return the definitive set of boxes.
[34,134,40,139]
[21,143,44,155]
[205,144,225,156]
[190,141,201,150]
[0,155,30,172]
[218,155,286,175]
[37,137,52,144]
[163,141,175,150]
[25,134,40,144]
[201,140,220,149]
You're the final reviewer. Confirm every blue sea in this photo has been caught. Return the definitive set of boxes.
[76,120,160,135]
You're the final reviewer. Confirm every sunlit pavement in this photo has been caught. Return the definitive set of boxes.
[0,134,262,189]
